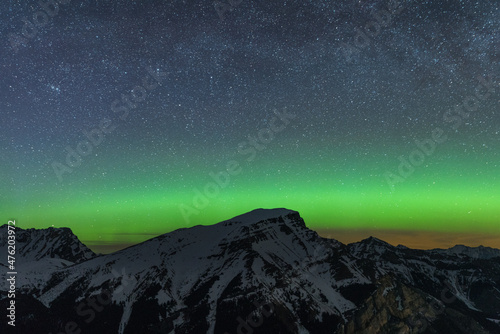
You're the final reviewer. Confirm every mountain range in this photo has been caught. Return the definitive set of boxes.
[1,208,499,333]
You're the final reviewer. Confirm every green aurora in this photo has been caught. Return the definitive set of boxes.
[3,132,499,251]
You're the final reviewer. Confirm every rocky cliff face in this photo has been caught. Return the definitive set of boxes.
[338,275,491,334]
[1,209,499,334]
[0,224,96,264]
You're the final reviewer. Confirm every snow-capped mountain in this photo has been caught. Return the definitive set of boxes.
[0,224,97,316]
[0,224,95,265]
[1,209,499,334]
[430,244,500,259]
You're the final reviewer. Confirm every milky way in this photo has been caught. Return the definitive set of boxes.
[1,0,499,252]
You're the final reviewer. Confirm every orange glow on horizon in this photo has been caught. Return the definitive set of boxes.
[316,228,500,250]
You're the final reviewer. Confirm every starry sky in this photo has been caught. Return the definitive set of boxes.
[1,0,499,253]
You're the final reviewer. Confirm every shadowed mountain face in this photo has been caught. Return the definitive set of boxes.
[1,209,499,334]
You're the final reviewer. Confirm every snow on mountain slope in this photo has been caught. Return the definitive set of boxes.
[2,209,500,334]
[347,236,500,317]
[0,225,97,301]
[0,224,96,264]
[32,209,365,333]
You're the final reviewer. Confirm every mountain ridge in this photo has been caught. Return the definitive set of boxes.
[0,224,96,264]
[3,209,499,258]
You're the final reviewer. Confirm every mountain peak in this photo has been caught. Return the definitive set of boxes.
[359,236,392,247]
[0,224,96,264]
[220,208,301,225]
[347,236,394,257]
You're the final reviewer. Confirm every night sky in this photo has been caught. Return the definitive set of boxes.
[1,0,499,253]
